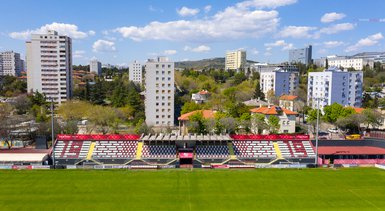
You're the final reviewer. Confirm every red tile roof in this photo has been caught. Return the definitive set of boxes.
[178,110,215,121]
[250,106,297,115]
[198,90,209,95]
[350,107,364,114]
[318,146,385,155]
[279,95,298,101]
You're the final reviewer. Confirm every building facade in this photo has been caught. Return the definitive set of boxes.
[250,106,297,134]
[90,59,102,76]
[260,70,299,97]
[307,69,363,110]
[225,50,246,71]
[0,51,22,76]
[289,45,312,65]
[129,60,142,85]
[327,56,374,70]
[144,57,174,127]
[26,30,72,104]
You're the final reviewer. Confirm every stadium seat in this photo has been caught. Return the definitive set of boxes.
[92,140,138,159]
[195,145,229,159]
[232,141,277,159]
[141,144,176,159]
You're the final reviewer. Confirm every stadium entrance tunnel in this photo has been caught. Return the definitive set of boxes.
[179,148,193,165]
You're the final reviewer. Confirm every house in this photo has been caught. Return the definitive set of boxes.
[279,95,298,112]
[178,110,215,134]
[250,105,297,134]
[191,90,210,104]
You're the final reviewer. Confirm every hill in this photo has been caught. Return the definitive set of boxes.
[175,57,257,70]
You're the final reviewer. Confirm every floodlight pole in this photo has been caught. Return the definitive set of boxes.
[51,98,55,168]
[314,97,320,166]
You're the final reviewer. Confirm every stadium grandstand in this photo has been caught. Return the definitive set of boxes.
[2,133,385,168]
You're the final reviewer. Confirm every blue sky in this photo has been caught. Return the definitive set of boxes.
[0,0,384,65]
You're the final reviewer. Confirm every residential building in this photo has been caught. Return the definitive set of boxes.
[26,30,72,104]
[307,68,363,110]
[279,95,298,112]
[178,110,215,135]
[250,105,297,134]
[129,60,142,84]
[90,59,102,76]
[289,45,312,65]
[327,55,374,70]
[0,51,22,76]
[260,70,299,97]
[225,50,246,71]
[144,56,174,127]
[191,90,209,104]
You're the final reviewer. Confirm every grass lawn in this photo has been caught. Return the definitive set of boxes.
[0,168,385,210]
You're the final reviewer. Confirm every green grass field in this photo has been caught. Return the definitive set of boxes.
[0,168,385,210]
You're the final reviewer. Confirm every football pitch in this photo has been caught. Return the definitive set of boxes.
[1,168,385,210]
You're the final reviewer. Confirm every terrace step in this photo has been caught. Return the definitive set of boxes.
[273,142,283,159]
[227,142,236,159]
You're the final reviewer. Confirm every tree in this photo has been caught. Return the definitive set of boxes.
[362,109,384,129]
[187,112,207,134]
[181,102,202,114]
[238,113,251,133]
[251,113,268,134]
[268,115,280,134]
[336,114,365,134]
[11,94,32,115]
[219,117,237,134]
[323,103,355,123]
[253,81,265,100]
[135,119,152,135]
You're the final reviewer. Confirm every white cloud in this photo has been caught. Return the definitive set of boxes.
[251,48,259,55]
[9,22,90,40]
[92,40,116,52]
[345,33,384,52]
[319,23,355,34]
[113,0,297,42]
[149,5,163,13]
[321,12,346,23]
[164,49,177,55]
[204,5,212,13]
[323,41,344,48]
[236,0,297,9]
[88,30,96,36]
[184,45,211,52]
[73,50,85,58]
[177,6,200,17]
[265,40,294,51]
[278,26,317,38]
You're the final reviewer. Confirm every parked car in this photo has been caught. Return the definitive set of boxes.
[328,128,339,133]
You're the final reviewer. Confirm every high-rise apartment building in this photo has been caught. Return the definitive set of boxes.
[90,59,102,76]
[225,50,246,71]
[260,70,299,97]
[0,51,22,76]
[129,60,142,85]
[26,30,72,104]
[307,68,363,110]
[144,57,174,127]
[289,45,312,65]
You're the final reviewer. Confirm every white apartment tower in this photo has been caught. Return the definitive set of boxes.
[129,60,142,84]
[90,59,102,76]
[307,69,363,110]
[0,51,22,76]
[144,57,174,127]
[225,50,246,71]
[26,30,72,104]
[260,70,299,97]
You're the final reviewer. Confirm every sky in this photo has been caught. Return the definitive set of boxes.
[0,0,385,65]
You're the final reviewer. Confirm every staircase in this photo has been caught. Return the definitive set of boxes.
[273,142,283,159]
[86,142,96,160]
[136,142,143,159]
[227,142,236,159]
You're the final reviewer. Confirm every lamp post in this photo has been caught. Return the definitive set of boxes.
[50,98,55,168]
[314,97,321,166]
